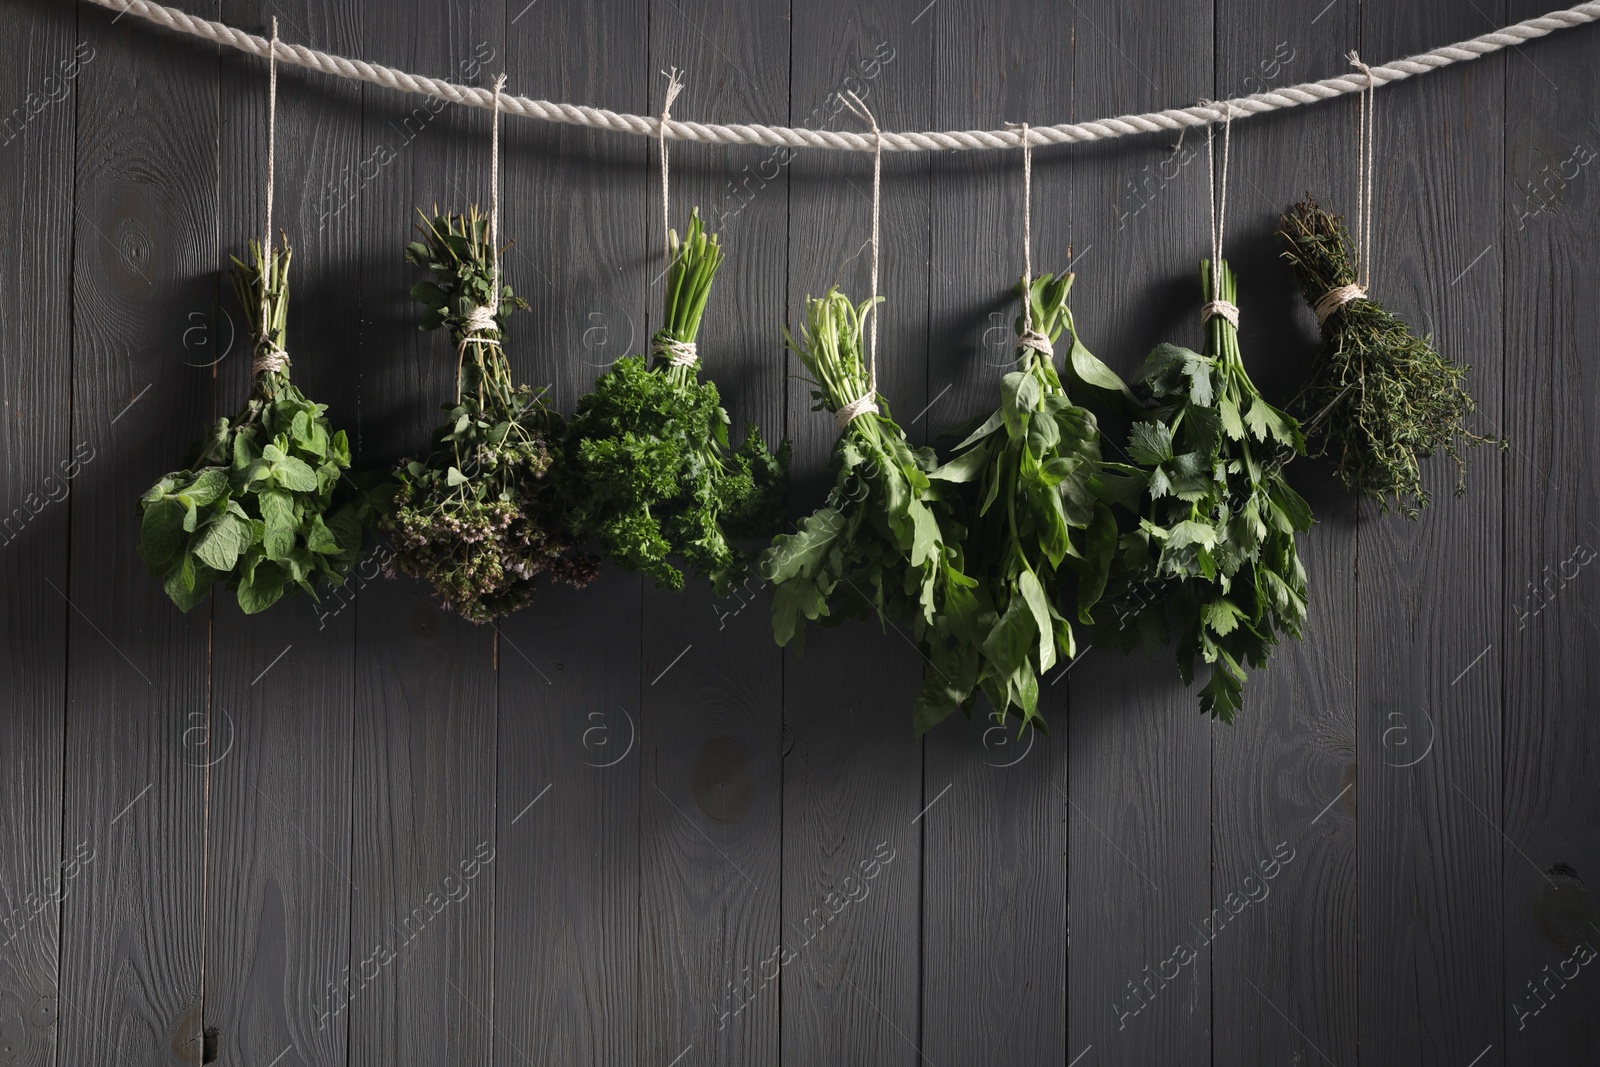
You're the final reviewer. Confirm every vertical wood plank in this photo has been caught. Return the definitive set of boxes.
[1209,6,1360,1066]
[1501,1,1600,1062]
[1063,1,1215,1062]
[199,3,365,1065]
[919,3,1069,1063]
[780,8,930,1066]
[348,6,505,1065]
[491,0,646,1063]
[0,2,78,1064]
[60,1,217,1061]
[1357,2,1506,1065]
[637,3,786,1065]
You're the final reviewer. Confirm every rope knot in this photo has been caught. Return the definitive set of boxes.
[1200,300,1240,329]
[834,393,880,431]
[1018,328,1054,358]
[1313,283,1367,324]
[652,337,699,367]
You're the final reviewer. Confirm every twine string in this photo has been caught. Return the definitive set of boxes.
[1202,103,1240,328]
[253,17,286,375]
[839,90,883,429]
[652,336,698,366]
[457,75,506,403]
[1314,54,1377,325]
[1007,121,1054,358]
[659,68,684,272]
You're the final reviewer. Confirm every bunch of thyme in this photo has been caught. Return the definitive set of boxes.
[1280,195,1502,517]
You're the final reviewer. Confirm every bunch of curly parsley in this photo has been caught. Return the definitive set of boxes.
[563,211,789,595]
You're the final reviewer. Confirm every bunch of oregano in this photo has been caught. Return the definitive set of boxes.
[383,208,597,622]
[1095,259,1312,721]
[137,239,367,613]
[563,211,788,595]
[1280,195,1502,517]
[923,272,1142,733]
[760,288,975,727]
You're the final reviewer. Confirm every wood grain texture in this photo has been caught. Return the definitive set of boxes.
[0,2,76,1065]
[779,6,930,1065]
[1501,1,1600,1062]
[1062,1,1217,1062]
[637,1,787,1065]
[9,0,1600,1063]
[492,0,646,1062]
[346,7,505,1066]
[919,1,1070,1062]
[1208,8,1360,1067]
[1356,2,1507,1065]
[59,1,217,1062]
[199,3,365,1065]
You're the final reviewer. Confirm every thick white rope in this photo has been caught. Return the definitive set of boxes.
[83,0,1600,154]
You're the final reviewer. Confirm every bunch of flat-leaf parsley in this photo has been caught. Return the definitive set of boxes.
[1094,259,1312,721]
[563,211,789,595]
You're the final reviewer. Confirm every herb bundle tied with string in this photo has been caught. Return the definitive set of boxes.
[1280,55,1501,517]
[383,75,595,622]
[137,25,369,614]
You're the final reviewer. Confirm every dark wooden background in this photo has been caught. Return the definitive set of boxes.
[2,0,1596,1063]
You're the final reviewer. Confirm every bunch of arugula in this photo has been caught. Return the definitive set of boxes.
[760,288,974,726]
[923,272,1142,733]
[1279,195,1502,517]
[1095,259,1313,721]
[384,208,597,622]
[137,239,367,614]
[563,211,788,595]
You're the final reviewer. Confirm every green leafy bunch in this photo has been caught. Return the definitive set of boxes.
[137,239,366,614]
[760,288,974,726]
[563,210,789,595]
[384,208,598,623]
[923,272,1143,733]
[1096,259,1313,722]
[1279,195,1502,517]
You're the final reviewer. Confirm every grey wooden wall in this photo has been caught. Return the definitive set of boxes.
[1,0,1596,1063]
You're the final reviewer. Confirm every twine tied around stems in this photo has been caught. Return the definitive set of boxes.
[1314,52,1377,325]
[1202,101,1240,329]
[651,337,699,366]
[838,90,883,431]
[1006,121,1054,359]
[253,18,288,375]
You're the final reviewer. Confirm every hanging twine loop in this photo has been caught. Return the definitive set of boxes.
[653,68,696,369]
[456,74,506,403]
[1316,52,1376,325]
[1201,101,1241,329]
[838,90,883,431]
[1006,121,1054,359]
[252,17,288,375]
